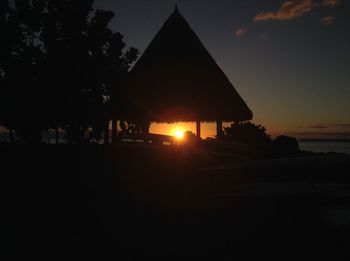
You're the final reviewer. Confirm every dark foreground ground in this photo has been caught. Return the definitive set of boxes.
[2,144,350,260]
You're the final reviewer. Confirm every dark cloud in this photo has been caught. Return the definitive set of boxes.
[309,124,330,129]
[261,32,269,40]
[294,123,350,129]
[333,124,350,128]
[236,28,247,38]
[322,0,341,7]
[288,131,350,137]
[308,123,350,129]
[321,15,336,25]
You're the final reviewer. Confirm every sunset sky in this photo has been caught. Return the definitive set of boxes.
[95,0,350,139]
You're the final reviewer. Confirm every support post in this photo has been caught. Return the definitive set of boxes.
[104,120,110,144]
[55,126,59,145]
[216,120,223,139]
[9,128,14,143]
[47,131,51,144]
[112,120,118,143]
[196,121,201,138]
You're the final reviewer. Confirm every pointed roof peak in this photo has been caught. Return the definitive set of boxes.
[166,4,188,27]
[172,4,183,17]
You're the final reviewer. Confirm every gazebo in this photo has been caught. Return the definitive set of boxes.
[112,6,252,140]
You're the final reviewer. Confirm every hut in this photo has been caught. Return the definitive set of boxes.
[112,6,252,140]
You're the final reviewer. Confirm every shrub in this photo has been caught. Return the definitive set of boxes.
[223,122,271,145]
[272,135,300,157]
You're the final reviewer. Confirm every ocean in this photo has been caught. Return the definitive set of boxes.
[299,141,350,154]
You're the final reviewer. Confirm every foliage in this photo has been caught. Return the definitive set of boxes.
[272,135,300,157]
[119,120,151,136]
[0,0,47,143]
[0,0,139,143]
[223,122,271,145]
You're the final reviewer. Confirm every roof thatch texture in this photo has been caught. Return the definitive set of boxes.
[118,7,253,122]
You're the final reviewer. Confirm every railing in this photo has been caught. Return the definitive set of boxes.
[119,133,179,146]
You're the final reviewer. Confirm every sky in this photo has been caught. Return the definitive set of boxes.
[94,0,350,139]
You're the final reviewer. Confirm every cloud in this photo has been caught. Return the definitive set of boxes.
[288,131,350,136]
[309,124,330,129]
[322,0,341,7]
[236,28,247,38]
[333,124,350,128]
[261,32,269,40]
[321,15,336,25]
[289,122,350,138]
[308,123,350,129]
[254,0,317,22]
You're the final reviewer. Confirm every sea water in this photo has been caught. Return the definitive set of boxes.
[299,141,350,154]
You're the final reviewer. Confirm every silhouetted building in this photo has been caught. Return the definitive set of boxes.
[115,6,253,138]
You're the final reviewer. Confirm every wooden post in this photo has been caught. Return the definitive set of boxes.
[196,121,201,138]
[216,120,223,139]
[55,126,59,145]
[112,120,118,143]
[9,128,14,143]
[104,120,110,144]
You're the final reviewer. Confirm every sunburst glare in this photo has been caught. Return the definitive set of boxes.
[174,128,185,140]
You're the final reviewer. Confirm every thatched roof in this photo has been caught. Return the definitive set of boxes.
[118,6,253,122]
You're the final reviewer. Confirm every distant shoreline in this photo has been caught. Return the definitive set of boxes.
[300,139,350,142]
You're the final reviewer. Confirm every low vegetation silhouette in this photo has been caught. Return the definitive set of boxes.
[223,122,271,145]
[221,122,301,158]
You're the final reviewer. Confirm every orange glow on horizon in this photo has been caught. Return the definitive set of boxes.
[148,122,290,139]
[150,122,230,139]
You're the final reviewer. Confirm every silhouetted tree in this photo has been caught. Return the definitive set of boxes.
[40,0,139,143]
[0,0,48,143]
[1,0,138,143]
[0,0,18,141]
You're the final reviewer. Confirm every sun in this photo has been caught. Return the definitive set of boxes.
[174,129,185,140]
